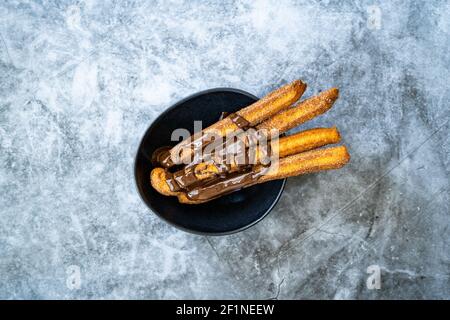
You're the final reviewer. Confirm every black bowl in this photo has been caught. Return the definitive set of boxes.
[134,88,286,235]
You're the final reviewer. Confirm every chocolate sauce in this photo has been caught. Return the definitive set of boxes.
[173,166,198,189]
[159,112,253,193]
[186,167,265,201]
[155,113,249,168]
[228,113,250,130]
[166,137,272,191]
[219,112,230,120]
[165,173,182,192]
[167,163,228,191]
[151,146,175,168]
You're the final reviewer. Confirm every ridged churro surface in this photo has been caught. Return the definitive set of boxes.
[257,88,339,133]
[260,145,350,182]
[237,80,306,125]
[265,127,340,159]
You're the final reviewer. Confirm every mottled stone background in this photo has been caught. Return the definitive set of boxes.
[0,0,448,299]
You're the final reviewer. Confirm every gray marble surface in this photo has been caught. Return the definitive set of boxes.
[0,0,449,299]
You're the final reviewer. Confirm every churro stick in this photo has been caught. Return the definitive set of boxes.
[177,145,350,204]
[214,88,340,156]
[155,80,307,167]
[256,88,339,133]
[262,127,341,159]
[258,144,350,182]
[150,167,177,196]
[237,80,306,125]
[170,127,341,190]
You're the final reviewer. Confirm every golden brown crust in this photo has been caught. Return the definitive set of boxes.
[237,80,307,125]
[259,127,341,160]
[150,168,178,196]
[256,88,339,133]
[259,145,350,182]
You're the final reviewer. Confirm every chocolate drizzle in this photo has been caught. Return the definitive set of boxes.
[151,146,174,168]
[164,136,273,192]
[228,113,250,130]
[186,167,265,201]
[173,166,199,189]
[165,173,181,192]
[166,163,230,191]
[154,113,249,169]
[157,112,259,199]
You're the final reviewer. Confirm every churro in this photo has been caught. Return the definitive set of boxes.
[211,88,340,156]
[177,145,350,204]
[166,127,341,190]
[257,88,339,133]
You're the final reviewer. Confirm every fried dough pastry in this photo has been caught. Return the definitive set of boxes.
[156,80,307,167]
[216,88,340,153]
[177,145,350,204]
[258,144,350,182]
[150,167,178,196]
[167,127,341,190]
[256,88,339,133]
[266,126,341,159]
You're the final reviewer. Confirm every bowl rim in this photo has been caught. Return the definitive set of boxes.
[133,87,286,236]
